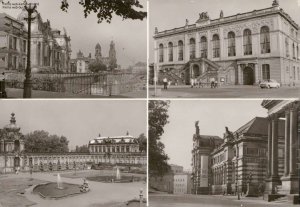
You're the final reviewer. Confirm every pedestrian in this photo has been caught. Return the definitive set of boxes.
[190,78,194,88]
[163,77,168,90]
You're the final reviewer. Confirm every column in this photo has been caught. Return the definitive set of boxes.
[271,114,279,179]
[284,110,290,176]
[267,116,272,178]
[255,64,259,83]
[238,65,242,85]
[289,106,297,176]
[195,32,200,58]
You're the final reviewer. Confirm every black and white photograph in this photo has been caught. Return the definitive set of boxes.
[149,99,300,206]
[0,0,147,98]
[149,0,300,98]
[0,100,147,206]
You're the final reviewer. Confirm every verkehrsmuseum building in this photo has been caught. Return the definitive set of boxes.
[191,100,299,201]
[0,113,146,173]
[153,0,300,86]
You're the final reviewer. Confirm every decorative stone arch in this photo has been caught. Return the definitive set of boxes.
[242,64,255,85]
[190,63,202,78]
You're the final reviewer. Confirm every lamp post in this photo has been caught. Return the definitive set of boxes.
[23,3,37,98]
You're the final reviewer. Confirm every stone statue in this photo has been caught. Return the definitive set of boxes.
[80,178,90,192]
[220,10,224,18]
[154,27,158,34]
[195,121,199,135]
[199,12,209,20]
[185,19,189,26]
[272,0,279,7]
[247,172,253,183]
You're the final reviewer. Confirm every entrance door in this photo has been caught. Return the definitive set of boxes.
[243,67,254,85]
[192,64,201,78]
[185,69,190,85]
[14,157,20,168]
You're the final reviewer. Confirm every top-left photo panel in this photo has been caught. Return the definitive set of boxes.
[0,0,147,99]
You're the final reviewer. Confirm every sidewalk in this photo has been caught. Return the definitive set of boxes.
[4,88,146,99]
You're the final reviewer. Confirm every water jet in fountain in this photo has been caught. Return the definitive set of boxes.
[57,173,64,189]
[116,167,121,180]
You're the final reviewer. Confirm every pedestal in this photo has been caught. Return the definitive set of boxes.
[281,175,299,194]
[246,183,259,197]
[265,177,281,194]
[23,79,32,98]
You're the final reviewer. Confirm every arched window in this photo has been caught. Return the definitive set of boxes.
[243,29,252,55]
[297,45,299,60]
[159,44,164,62]
[228,32,236,57]
[260,26,270,54]
[292,43,296,59]
[200,36,207,58]
[178,40,183,61]
[285,38,289,58]
[189,38,196,59]
[168,42,173,62]
[212,34,220,58]
[262,64,270,80]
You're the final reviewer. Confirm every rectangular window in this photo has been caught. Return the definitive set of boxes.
[262,64,270,80]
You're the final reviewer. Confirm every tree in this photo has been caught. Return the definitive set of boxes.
[74,144,90,152]
[88,61,107,73]
[149,100,170,176]
[24,130,69,153]
[60,0,147,23]
[137,133,147,152]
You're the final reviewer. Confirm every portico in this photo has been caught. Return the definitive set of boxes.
[262,100,299,199]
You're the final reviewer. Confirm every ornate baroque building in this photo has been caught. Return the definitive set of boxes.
[72,41,118,73]
[153,0,300,86]
[0,113,146,173]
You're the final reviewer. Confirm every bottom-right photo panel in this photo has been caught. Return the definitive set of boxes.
[149,99,300,207]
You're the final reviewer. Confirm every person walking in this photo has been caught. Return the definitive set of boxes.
[163,77,168,90]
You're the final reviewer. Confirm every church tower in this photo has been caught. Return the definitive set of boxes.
[95,43,102,61]
[108,41,117,70]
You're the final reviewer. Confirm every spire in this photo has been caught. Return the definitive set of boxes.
[10,113,16,124]
[195,121,199,136]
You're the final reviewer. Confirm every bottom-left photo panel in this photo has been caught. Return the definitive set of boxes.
[0,100,147,207]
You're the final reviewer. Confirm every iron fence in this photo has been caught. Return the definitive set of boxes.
[4,71,146,96]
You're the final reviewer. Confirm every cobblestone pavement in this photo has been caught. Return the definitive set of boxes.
[0,170,146,207]
[149,193,296,207]
[149,85,300,98]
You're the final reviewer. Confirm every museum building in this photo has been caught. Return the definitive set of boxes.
[0,113,146,173]
[191,100,299,203]
[153,0,300,86]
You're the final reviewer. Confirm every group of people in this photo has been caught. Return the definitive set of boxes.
[162,77,219,89]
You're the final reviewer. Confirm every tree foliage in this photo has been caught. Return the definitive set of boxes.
[74,144,90,152]
[89,61,107,73]
[60,0,147,23]
[149,100,170,176]
[137,133,147,153]
[24,130,69,153]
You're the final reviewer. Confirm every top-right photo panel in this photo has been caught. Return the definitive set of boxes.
[149,0,300,98]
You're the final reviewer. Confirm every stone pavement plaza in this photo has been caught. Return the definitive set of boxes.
[149,85,300,98]
[0,170,146,207]
[149,194,296,207]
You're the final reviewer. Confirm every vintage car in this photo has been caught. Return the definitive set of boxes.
[259,79,280,89]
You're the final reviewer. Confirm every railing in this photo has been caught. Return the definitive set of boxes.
[4,71,146,96]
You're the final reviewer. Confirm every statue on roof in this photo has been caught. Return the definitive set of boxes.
[199,12,209,20]
[154,27,158,34]
[220,10,224,18]
[195,121,199,135]
[185,19,189,26]
[272,0,279,7]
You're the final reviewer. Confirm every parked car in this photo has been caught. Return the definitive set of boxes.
[259,79,280,89]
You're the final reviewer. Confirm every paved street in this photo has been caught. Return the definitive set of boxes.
[4,88,146,99]
[149,193,296,207]
[149,85,300,98]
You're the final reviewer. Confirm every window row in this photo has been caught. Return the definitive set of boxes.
[158,26,271,63]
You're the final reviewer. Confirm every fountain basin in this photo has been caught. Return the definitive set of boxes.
[33,182,86,199]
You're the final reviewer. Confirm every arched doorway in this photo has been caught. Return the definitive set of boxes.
[185,69,190,85]
[192,64,201,78]
[243,67,254,85]
[14,140,20,152]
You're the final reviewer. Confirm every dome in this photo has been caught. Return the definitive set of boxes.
[4,113,21,132]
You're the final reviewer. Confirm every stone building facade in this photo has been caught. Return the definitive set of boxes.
[0,13,27,72]
[16,9,71,72]
[173,173,192,194]
[0,113,146,173]
[153,0,300,86]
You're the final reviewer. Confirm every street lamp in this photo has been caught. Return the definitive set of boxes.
[23,2,37,98]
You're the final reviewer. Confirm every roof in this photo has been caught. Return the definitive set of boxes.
[235,117,285,137]
[199,135,222,141]
[89,135,137,144]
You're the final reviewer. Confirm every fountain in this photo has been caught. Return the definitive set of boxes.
[57,173,64,189]
[116,167,121,180]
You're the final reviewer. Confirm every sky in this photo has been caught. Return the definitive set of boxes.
[1,0,147,68]
[0,100,147,151]
[160,100,268,170]
[149,0,300,62]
